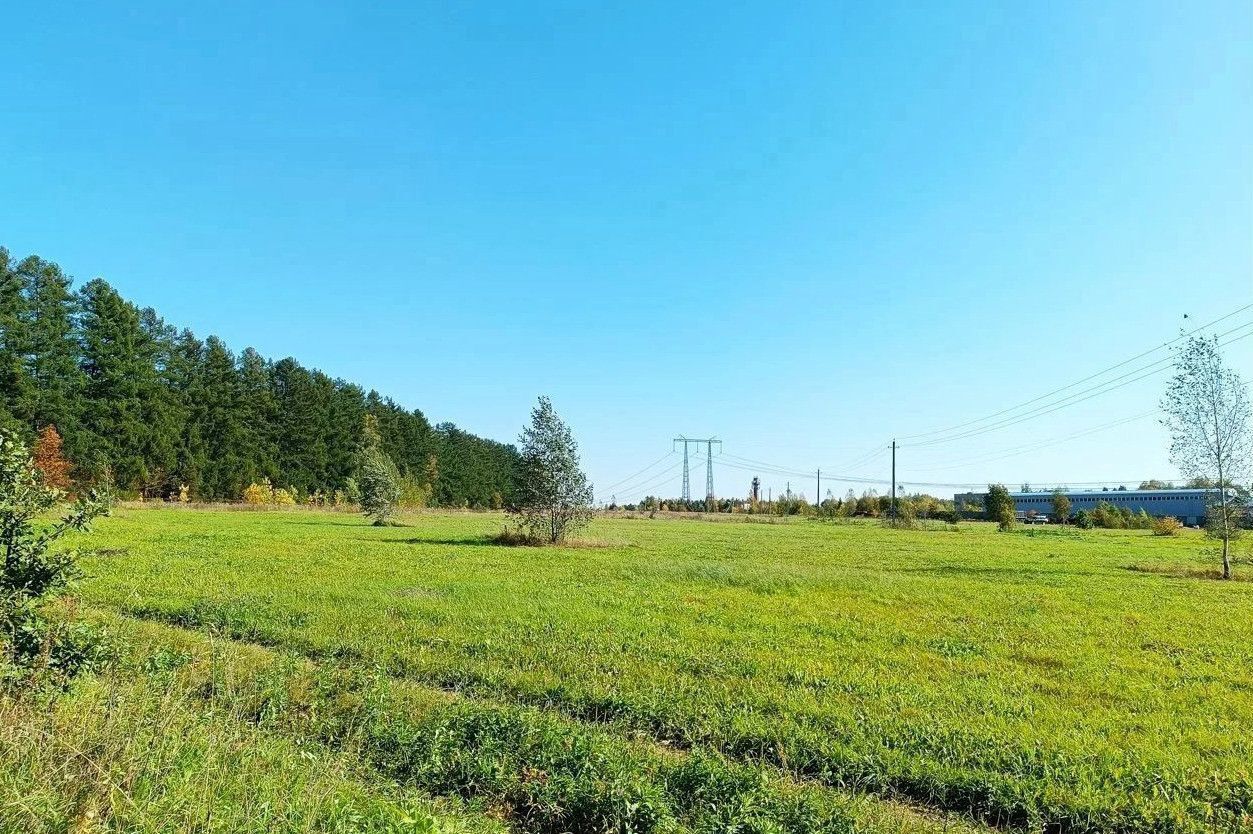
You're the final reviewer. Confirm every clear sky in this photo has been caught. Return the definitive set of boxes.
[3,1,1251,502]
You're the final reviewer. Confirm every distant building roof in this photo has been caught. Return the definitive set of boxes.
[1009,488,1219,497]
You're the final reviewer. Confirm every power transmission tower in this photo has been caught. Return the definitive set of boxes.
[672,436,721,508]
[680,441,690,502]
[705,439,716,509]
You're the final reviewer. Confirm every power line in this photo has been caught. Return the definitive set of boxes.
[606,457,686,499]
[599,451,676,493]
[898,304,1253,443]
[902,322,1253,448]
[837,445,890,471]
[614,458,691,500]
[614,318,1253,503]
[905,410,1157,472]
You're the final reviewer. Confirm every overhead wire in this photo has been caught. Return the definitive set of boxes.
[901,321,1253,448]
[897,304,1253,443]
[608,307,1253,502]
[605,458,687,500]
[904,410,1158,472]
[614,455,711,501]
[598,451,676,493]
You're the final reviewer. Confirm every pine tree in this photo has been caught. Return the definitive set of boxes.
[139,308,184,496]
[198,337,247,499]
[78,280,170,492]
[237,347,280,489]
[167,329,208,496]
[0,250,33,432]
[22,258,84,453]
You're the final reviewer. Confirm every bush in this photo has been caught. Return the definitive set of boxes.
[397,472,430,510]
[242,480,272,505]
[884,500,917,529]
[343,477,361,505]
[493,524,544,546]
[1073,510,1094,529]
[272,488,296,506]
[1152,516,1183,537]
[0,430,110,686]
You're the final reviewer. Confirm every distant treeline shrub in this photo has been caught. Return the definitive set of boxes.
[1151,516,1183,536]
[0,247,521,507]
[241,478,298,507]
[1078,502,1155,530]
[623,489,958,522]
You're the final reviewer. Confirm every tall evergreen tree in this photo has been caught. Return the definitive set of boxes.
[0,250,32,432]
[237,347,280,486]
[21,258,84,456]
[138,308,184,495]
[197,337,248,500]
[77,280,162,490]
[167,329,208,494]
[272,358,327,493]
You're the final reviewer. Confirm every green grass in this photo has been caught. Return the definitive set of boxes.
[33,507,1253,831]
[0,621,504,834]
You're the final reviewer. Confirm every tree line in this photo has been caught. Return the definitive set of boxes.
[625,489,959,522]
[0,248,521,505]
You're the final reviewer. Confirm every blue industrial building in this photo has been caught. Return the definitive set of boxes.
[953,488,1222,525]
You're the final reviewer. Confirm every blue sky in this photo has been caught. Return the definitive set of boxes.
[3,1,1251,502]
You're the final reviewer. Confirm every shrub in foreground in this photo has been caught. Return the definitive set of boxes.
[0,430,109,686]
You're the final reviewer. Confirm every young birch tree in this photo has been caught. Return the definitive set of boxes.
[514,396,592,544]
[1161,335,1251,579]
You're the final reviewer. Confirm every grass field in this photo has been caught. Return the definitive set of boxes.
[8,508,1252,832]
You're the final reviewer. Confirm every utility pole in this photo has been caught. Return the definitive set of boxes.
[817,469,821,508]
[890,440,897,520]
[672,436,721,508]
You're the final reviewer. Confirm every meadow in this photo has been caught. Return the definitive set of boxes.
[7,508,1252,833]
